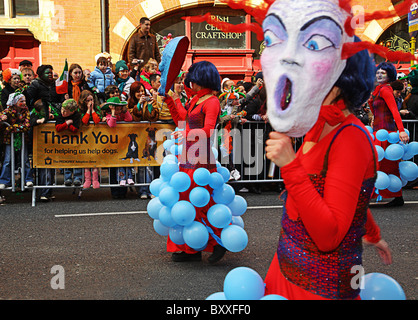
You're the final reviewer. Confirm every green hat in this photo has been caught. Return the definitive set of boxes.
[115,60,128,72]
[101,97,127,111]
[62,99,78,112]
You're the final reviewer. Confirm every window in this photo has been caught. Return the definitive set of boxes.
[14,0,39,16]
[0,1,4,15]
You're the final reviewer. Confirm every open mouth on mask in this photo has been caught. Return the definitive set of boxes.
[274,75,293,114]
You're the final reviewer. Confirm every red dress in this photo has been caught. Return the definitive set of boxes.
[165,93,221,253]
[370,84,406,199]
[264,113,382,300]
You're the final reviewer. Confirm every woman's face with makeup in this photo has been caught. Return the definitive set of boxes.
[261,0,351,137]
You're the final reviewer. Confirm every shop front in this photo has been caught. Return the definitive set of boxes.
[121,6,264,82]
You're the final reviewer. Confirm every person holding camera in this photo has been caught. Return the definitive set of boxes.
[128,17,161,71]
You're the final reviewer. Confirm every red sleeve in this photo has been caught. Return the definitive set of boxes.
[68,125,78,132]
[55,123,68,132]
[380,86,405,132]
[165,95,187,126]
[363,208,382,243]
[92,112,101,124]
[82,113,90,125]
[281,126,375,252]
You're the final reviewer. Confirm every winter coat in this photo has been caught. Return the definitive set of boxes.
[88,66,115,93]
[128,30,161,69]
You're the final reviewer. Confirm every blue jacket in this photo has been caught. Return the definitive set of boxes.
[88,66,115,93]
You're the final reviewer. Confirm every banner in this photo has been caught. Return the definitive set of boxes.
[409,3,418,38]
[33,122,176,168]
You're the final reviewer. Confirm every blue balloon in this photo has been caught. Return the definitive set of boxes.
[365,126,373,134]
[231,216,245,228]
[223,267,265,300]
[213,184,235,205]
[170,143,183,155]
[169,225,185,245]
[183,221,209,250]
[211,147,219,160]
[384,144,404,161]
[189,187,211,207]
[402,144,415,160]
[193,168,211,186]
[375,129,389,142]
[171,200,196,226]
[399,161,418,181]
[163,139,175,151]
[206,292,226,300]
[160,161,179,180]
[217,166,230,183]
[227,195,247,216]
[150,178,164,196]
[408,141,418,155]
[163,154,178,163]
[387,132,399,144]
[147,197,163,220]
[170,171,191,192]
[375,171,390,190]
[153,219,170,236]
[159,186,180,207]
[360,273,406,300]
[375,145,385,162]
[260,294,288,300]
[221,225,248,253]
[387,174,402,193]
[209,172,225,190]
[207,204,232,228]
[159,206,176,227]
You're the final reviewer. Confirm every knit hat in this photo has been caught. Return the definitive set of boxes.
[62,99,78,112]
[115,60,128,72]
[2,68,21,83]
[6,92,25,107]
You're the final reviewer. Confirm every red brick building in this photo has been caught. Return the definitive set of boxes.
[0,0,415,79]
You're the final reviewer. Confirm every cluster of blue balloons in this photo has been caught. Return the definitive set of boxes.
[368,127,418,193]
[148,132,249,253]
[360,272,406,300]
[206,267,287,300]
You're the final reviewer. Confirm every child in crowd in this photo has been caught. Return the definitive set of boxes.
[0,92,33,189]
[79,90,103,189]
[127,81,158,198]
[115,60,135,101]
[88,56,115,103]
[139,58,158,93]
[55,99,83,186]
[30,99,54,201]
[103,97,134,186]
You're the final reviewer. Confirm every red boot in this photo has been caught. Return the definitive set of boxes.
[92,168,100,189]
[83,169,91,189]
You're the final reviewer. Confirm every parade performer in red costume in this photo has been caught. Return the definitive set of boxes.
[191,0,418,300]
[164,61,226,263]
[370,62,409,206]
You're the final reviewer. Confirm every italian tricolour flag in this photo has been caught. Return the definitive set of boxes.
[56,59,68,94]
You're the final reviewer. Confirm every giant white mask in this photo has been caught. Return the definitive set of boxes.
[261,0,353,137]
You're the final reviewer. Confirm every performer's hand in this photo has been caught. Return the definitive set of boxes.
[399,131,409,144]
[363,238,392,265]
[171,130,184,141]
[265,132,296,167]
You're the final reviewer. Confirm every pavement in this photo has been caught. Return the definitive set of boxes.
[0,185,416,302]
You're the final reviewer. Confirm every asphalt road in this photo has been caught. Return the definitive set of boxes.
[0,186,416,302]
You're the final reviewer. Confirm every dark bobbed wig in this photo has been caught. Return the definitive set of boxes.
[184,61,221,92]
[334,36,376,112]
[376,61,397,83]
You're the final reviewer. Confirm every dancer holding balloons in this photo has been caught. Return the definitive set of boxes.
[370,62,409,206]
[163,61,227,263]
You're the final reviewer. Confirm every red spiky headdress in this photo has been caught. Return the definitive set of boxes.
[184,0,417,62]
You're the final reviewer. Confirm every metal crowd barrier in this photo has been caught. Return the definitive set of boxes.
[0,120,417,206]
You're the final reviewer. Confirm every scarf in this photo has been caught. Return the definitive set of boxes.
[304,99,347,143]
[116,77,129,93]
[71,81,82,102]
